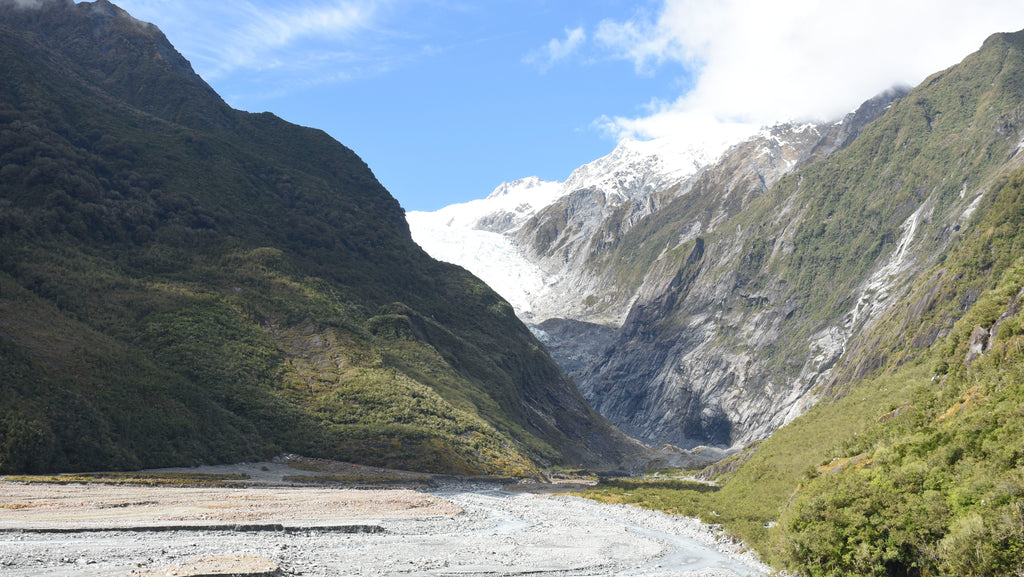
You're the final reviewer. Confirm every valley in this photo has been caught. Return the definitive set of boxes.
[3,1,1024,575]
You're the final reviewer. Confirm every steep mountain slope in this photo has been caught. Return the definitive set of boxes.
[580,31,1024,576]
[588,130,1024,577]
[0,0,639,475]
[584,30,1024,450]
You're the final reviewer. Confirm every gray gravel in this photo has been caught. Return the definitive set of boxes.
[0,482,771,577]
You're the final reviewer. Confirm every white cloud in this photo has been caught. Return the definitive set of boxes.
[525,26,586,72]
[594,0,1024,141]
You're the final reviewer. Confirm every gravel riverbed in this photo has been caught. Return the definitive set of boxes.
[0,465,770,577]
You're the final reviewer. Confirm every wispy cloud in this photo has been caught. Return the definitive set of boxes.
[114,0,394,82]
[594,16,686,74]
[524,26,586,72]
[202,1,386,78]
[591,0,1024,142]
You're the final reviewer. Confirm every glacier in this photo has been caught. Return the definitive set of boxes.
[406,133,753,320]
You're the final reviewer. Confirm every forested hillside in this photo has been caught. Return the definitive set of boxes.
[0,0,639,475]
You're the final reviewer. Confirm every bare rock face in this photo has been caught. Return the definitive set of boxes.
[530,318,617,387]
[529,105,905,449]
[966,325,990,365]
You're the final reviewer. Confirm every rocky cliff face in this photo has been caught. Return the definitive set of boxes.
[408,133,748,325]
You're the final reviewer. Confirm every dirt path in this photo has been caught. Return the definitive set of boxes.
[0,462,770,577]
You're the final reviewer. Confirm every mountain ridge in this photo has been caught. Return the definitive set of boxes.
[0,0,640,475]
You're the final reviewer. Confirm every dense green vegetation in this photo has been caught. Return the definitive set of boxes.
[751,30,1024,345]
[0,0,633,476]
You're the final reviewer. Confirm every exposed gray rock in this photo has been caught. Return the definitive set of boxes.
[529,318,617,387]
[966,325,990,366]
[621,444,731,475]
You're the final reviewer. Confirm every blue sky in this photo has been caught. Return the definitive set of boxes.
[110,0,1024,211]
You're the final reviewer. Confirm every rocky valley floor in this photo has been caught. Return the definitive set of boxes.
[0,460,769,577]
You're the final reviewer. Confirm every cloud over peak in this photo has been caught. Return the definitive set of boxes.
[584,0,1024,143]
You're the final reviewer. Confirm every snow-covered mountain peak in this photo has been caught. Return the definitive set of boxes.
[559,130,763,203]
[756,122,820,145]
[407,176,560,233]
[561,138,699,202]
[486,176,551,199]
